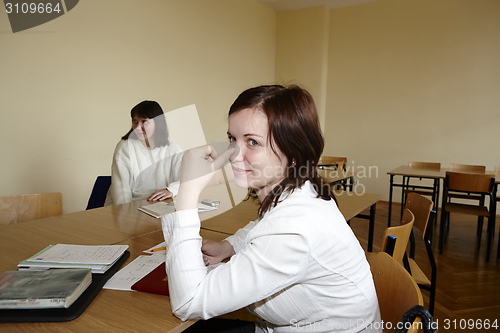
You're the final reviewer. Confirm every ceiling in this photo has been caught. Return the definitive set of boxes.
[255,0,381,12]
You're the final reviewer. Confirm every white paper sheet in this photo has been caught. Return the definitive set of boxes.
[103,255,165,291]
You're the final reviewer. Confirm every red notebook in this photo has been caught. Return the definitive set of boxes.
[131,262,169,295]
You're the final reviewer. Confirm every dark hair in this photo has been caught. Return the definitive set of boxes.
[228,84,335,218]
[122,100,170,147]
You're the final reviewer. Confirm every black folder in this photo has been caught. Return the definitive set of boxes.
[0,250,130,323]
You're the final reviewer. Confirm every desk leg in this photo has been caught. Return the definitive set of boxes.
[388,175,394,227]
[368,203,376,252]
[400,176,406,222]
[439,193,447,254]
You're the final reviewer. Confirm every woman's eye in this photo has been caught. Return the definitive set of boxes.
[228,136,236,142]
[249,139,259,146]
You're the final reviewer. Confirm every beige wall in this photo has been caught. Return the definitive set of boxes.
[0,0,276,213]
[325,0,500,199]
[275,5,330,131]
[2,0,498,213]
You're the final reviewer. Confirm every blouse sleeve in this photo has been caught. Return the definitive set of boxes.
[109,142,133,205]
[161,210,309,321]
[224,219,258,253]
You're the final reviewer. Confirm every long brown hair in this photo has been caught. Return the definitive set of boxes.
[228,85,334,218]
[122,100,170,147]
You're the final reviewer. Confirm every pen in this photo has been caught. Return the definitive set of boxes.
[152,247,166,252]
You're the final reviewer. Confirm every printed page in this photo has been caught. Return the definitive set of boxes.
[26,244,129,265]
[103,255,165,291]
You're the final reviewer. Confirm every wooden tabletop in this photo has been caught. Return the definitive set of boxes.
[317,168,355,183]
[0,183,245,333]
[335,192,382,221]
[387,165,445,178]
[201,192,381,235]
[387,165,499,182]
[0,183,380,332]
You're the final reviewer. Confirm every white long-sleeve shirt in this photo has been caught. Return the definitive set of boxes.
[161,181,380,333]
[105,139,183,206]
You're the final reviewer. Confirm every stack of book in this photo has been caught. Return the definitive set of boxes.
[0,244,130,321]
[0,269,92,309]
[0,244,129,310]
[17,244,129,274]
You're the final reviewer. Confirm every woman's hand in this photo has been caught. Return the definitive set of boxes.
[175,145,235,211]
[201,240,235,266]
[147,189,173,202]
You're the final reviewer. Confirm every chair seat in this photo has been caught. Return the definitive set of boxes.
[446,193,483,200]
[408,258,431,286]
[445,202,490,217]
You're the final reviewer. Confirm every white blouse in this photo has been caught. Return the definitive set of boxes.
[105,139,183,206]
[162,182,380,332]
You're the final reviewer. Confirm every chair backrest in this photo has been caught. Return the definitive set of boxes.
[86,176,112,210]
[404,193,433,239]
[381,209,414,263]
[0,193,63,225]
[446,172,495,194]
[408,161,441,171]
[449,163,486,174]
[372,252,424,333]
[318,156,347,171]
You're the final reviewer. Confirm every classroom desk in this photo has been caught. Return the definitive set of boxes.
[0,183,381,331]
[0,183,244,332]
[317,168,355,190]
[0,227,228,332]
[387,165,444,227]
[387,166,500,226]
[201,192,381,252]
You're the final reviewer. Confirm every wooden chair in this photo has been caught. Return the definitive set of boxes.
[495,166,500,203]
[366,209,414,267]
[439,172,496,261]
[446,163,487,234]
[0,193,63,225]
[371,252,424,333]
[449,163,486,174]
[404,193,437,316]
[402,161,440,223]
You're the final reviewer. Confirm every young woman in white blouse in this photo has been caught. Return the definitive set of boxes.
[105,100,183,206]
[162,85,381,333]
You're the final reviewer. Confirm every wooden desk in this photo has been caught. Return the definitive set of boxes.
[0,184,242,332]
[387,166,500,227]
[201,192,381,252]
[336,192,381,252]
[317,168,355,191]
[387,165,444,227]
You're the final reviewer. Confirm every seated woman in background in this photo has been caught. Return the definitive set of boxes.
[105,100,183,206]
[162,85,380,333]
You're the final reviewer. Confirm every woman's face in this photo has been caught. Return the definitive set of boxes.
[227,108,288,202]
[132,115,156,143]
